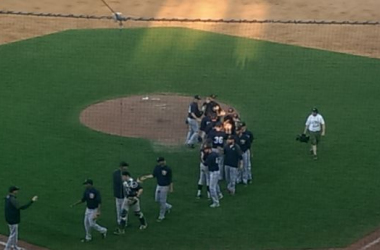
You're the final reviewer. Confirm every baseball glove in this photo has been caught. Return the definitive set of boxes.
[296,134,309,143]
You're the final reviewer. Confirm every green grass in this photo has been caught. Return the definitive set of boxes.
[0,27,380,250]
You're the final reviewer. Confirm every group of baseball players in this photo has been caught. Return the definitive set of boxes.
[68,157,173,243]
[3,95,326,249]
[186,94,254,208]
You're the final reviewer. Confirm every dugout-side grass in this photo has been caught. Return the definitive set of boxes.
[0,27,380,250]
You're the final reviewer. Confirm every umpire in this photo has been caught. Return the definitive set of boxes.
[113,161,129,226]
[4,186,38,250]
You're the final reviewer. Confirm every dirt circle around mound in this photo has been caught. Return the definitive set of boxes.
[80,94,233,146]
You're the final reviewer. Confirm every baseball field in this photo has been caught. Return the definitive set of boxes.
[1,1,380,250]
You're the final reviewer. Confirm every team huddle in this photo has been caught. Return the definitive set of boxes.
[185,94,255,208]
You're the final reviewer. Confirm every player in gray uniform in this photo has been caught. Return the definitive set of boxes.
[139,157,173,222]
[224,135,243,195]
[240,122,254,183]
[236,126,251,185]
[196,144,210,199]
[71,179,107,242]
[4,186,38,250]
[114,172,147,234]
[112,161,129,226]
[186,95,203,148]
[203,145,223,207]
[207,122,227,180]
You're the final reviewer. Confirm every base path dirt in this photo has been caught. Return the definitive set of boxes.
[0,0,380,58]
[80,94,233,146]
[0,235,49,250]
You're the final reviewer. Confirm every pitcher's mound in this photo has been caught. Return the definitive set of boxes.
[80,94,233,146]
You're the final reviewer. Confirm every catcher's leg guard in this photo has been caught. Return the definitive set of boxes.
[135,211,147,226]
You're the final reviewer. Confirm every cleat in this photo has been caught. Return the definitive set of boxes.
[196,194,202,199]
[101,230,107,239]
[210,203,220,208]
[156,217,164,222]
[81,238,92,243]
[113,228,125,235]
[139,224,148,230]
[313,155,318,160]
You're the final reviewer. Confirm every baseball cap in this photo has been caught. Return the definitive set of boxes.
[119,161,129,167]
[215,121,223,127]
[312,108,319,113]
[83,179,93,185]
[8,186,20,193]
[209,94,217,99]
[203,144,212,149]
[227,108,234,113]
[194,95,201,100]
[156,157,165,163]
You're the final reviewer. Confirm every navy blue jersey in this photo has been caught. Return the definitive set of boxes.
[82,187,102,209]
[112,169,125,199]
[243,130,254,149]
[153,165,172,186]
[123,180,142,198]
[202,101,220,117]
[200,116,212,132]
[237,133,250,152]
[204,120,219,135]
[200,148,210,163]
[188,102,201,118]
[207,130,227,148]
[224,143,243,168]
[204,152,219,172]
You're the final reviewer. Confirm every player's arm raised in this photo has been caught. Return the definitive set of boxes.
[138,174,153,182]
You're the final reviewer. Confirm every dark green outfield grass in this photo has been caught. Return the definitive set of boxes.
[1,27,380,250]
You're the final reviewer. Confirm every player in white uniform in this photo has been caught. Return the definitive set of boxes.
[304,108,326,160]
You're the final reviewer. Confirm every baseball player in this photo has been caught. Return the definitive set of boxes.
[236,126,251,185]
[113,161,129,226]
[223,108,237,135]
[203,145,223,207]
[202,94,224,118]
[4,186,38,250]
[204,114,219,136]
[114,171,147,234]
[71,179,107,242]
[240,122,254,183]
[197,143,211,199]
[199,114,212,142]
[224,135,243,195]
[186,95,203,148]
[139,157,173,222]
[207,122,227,180]
[303,108,326,160]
